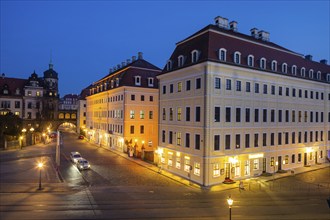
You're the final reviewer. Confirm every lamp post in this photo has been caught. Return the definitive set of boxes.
[21,128,27,148]
[42,133,46,144]
[227,195,233,220]
[37,162,43,190]
[30,127,34,145]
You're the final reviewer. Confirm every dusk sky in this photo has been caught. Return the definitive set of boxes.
[1,1,329,96]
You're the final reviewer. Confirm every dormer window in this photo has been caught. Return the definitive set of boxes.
[135,76,141,86]
[178,55,185,67]
[291,65,297,75]
[15,88,20,95]
[301,67,306,77]
[271,60,277,71]
[316,71,321,80]
[148,77,154,87]
[115,78,120,87]
[104,82,107,90]
[3,89,8,94]
[309,69,314,79]
[100,84,103,92]
[247,55,254,67]
[166,60,172,71]
[219,48,227,61]
[234,51,241,64]
[260,58,266,69]
[111,80,114,88]
[282,63,288,74]
[327,74,330,82]
[191,50,199,63]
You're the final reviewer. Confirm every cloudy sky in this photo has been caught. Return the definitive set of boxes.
[1,0,329,96]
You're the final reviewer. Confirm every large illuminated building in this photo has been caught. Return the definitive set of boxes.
[157,16,330,186]
[86,53,161,159]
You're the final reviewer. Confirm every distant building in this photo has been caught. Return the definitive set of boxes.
[157,16,330,186]
[86,52,161,159]
[59,94,78,110]
[77,85,91,135]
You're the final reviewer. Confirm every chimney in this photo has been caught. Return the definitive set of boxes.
[117,64,121,69]
[126,59,131,64]
[1,73,5,79]
[132,56,137,61]
[250,28,258,38]
[138,52,143,59]
[320,59,327,64]
[122,62,126,67]
[113,66,117,71]
[214,16,229,29]
[258,30,270,41]
[305,55,313,61]
[109,68,113,73]
[229,21,238,32]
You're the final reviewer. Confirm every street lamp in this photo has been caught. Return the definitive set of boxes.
[21,128,27,148]
[37,162,44,190]
[227,195,233,220]
[30,127,34,145]
[42,133,46,144]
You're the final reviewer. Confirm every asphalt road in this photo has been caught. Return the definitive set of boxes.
[0,130,329,219]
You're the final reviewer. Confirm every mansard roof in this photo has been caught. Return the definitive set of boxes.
[0,76,26,96]
[163,23,330,83]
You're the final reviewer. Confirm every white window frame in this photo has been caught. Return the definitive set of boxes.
[327,73,330,82]
[135,76,141,86]
[219,48,227,61]
[260,58,266,69]
[191,50,199,63]
[282,63,288,73]
[271,60,277,71]
[148,77,154,87]
[309,69,314,79]
[316,71,321,80]
[291,65,297,75]
[166,60,172,71]
[178,55,185,67]
[247,55,254,67]
[234,51,241,64]
[301,67,306,77]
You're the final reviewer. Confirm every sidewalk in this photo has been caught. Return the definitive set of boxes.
[98,142,330,191]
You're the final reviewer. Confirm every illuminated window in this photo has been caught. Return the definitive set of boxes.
[168,153,173,166]
[184,158,191,172]
[177,82,182,92]
[194,162,200,176]
[140,110,144,119]
[176,156,181,169]
[213,163,220,177]
[253,159,259,170]
[130,110,135,119]
[176,132,182,146]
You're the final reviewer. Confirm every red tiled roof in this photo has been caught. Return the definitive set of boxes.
[0,76,27,96]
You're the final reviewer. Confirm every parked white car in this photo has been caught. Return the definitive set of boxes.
[70,152,82,163]
[76,158,91,170]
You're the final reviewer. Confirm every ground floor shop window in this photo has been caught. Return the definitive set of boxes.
[194,162,200,176]
[213,163,220,177]
[168,153,173,166]
[176,157,181,169]
[160,154,165,164]
[184,158,190,172]
[244,160,250,176]
[253,159,259,170]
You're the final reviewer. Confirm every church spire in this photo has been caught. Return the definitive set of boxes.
[49,50,53,70]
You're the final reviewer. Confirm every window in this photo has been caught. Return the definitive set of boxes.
[327,74,330,82]
[214,135,220,151]
[263,84,267,94]
[286,87,289,96]
[140,125,144,134]
[235,134,240,148]
[149,111,153,119]
[149,96,153,102]
[213,163,220,177]
[186,80,191,91]
[166,60,172,71]
[186,107,190,121]
[194,162,201,176]
[226,79,232,90]
[282,63,288,73]
[214,107,220,122]
[135,76,141,86]
[246,82,251,92]
[162,85,166,94]
[177,132,182,145]
[292,65,297,75]
[169,131,173,144]
[292,110,295,122]
[271,109,275,122]
[263,133,267,146]
[271,60,277,71]
[195,134,200,150]
[245,134,250,148]
[140,110,144,119]
[177,108,182,121]
[263,109,267,122]
[225,135,231,150]
[236,80,241,91]
[247,55,254,67]
[285,132,289,144]
[131,94,135,100]
[278,110,282,122]
[195,106,201,122]
[219,48,227,61]
[148,77,154,87]
[196,78,201,89]
[177,82,182,92]
[285,110,289,122]
[292,132,296,144]
[254,109,259,122]
[301,67,306,77]
[292,154,295,163]
[226,107,231,122]
[130,110,135,119]
[162,108,166,120]
[254,83,259,93]
[185,133,190,148]
[245,108,250,122]
[15,101,20,108]
[169,108,173,121]
[292,88,296,97]
[234,51,241,64]
[236,108,241,122]
[260,58,266,69]
[215,77,221,89]
[284,155,289,164]
[279,86,282,96]
[130,125,134,134]
[278,133,282,145]
[309,69,314,79]
[254,133,259,147]
[191,50,199,63]
[271,133,275,146]
[178,55,185,67]
[170,84,173,93]
[141,95,145,101]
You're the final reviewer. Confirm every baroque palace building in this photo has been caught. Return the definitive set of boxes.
[86,53,161,159]
[157,16,330,186]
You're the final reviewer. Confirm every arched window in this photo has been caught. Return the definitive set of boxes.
[191,50,199,63]
[301,67,306,77]
[166,60,172,71]
[219,48,227,61]
[234,51,241,64]
[271,60,277,71]
[282,63,288,74]
[316,71,321,80]
[247,55,254,67]
[178,55,185,67]
[309,69,314,79]
[291,65,297,75]
[260,58,266,69]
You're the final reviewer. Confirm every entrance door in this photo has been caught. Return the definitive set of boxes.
[277,156,282,170]
[304,153,307,166]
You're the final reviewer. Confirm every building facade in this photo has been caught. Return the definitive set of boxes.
[86,53,161,159]
[157,16,330,186]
